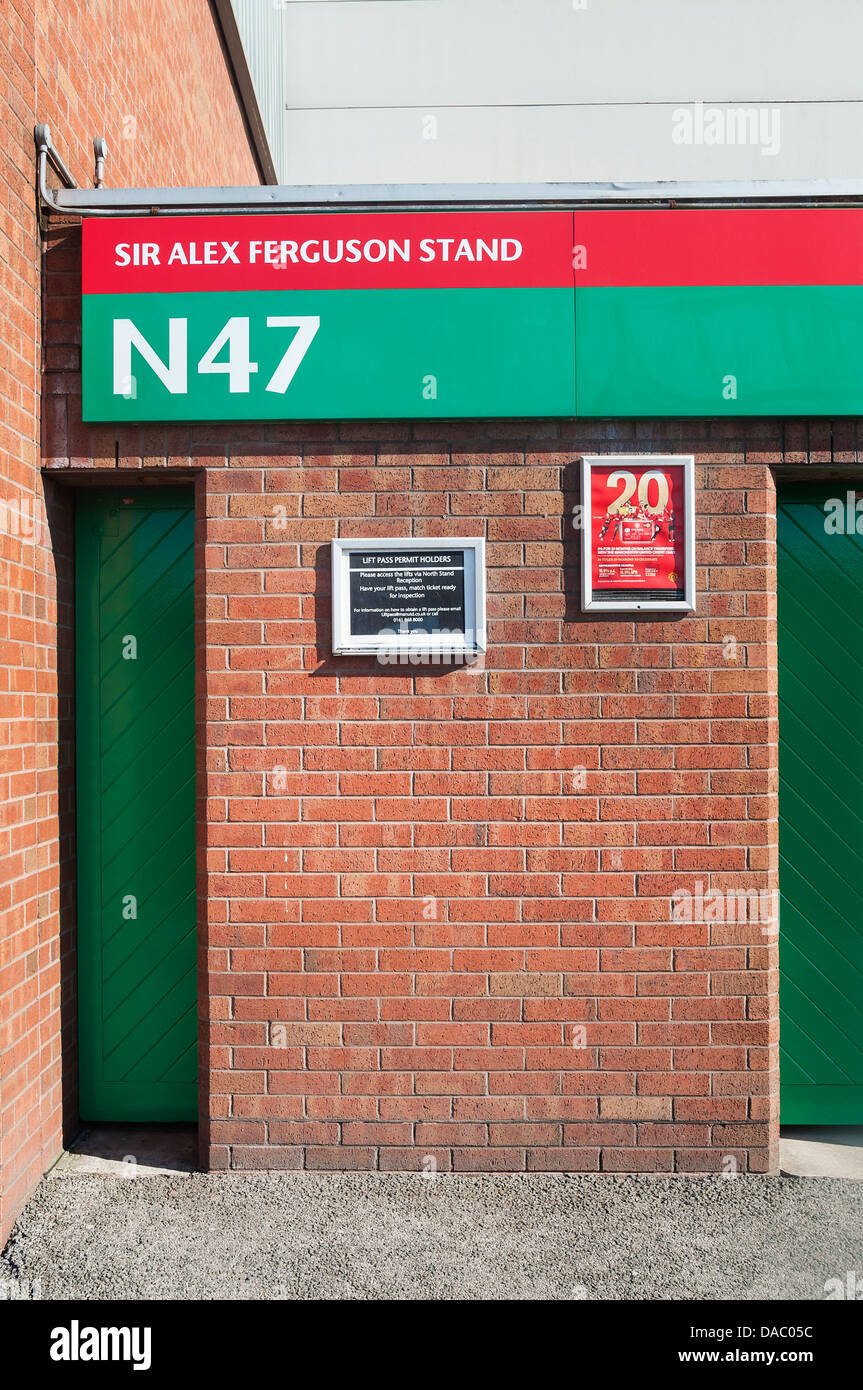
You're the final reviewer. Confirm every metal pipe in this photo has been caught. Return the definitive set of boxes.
[35,124,77,210]
[93,137,107,190]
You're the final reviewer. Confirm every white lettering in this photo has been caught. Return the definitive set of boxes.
[113,319,187,394]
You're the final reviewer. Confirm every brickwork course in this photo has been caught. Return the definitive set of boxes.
[0,0,259,1246]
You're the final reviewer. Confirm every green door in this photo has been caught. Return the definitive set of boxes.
[76,488,197,1120]
[778,482,863,1123]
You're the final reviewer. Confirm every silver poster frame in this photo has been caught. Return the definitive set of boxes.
[581,454,696,612]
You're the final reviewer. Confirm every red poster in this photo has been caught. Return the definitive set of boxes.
[588,460,688,602]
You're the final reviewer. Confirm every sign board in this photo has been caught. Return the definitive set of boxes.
[331,538,485,658]
[81,208,863,420]
[81,213,575,421]
[581,455,695,611]
[574,209,863,416]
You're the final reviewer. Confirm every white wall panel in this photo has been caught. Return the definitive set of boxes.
[280,0,863,107]
[283,102,863,185]
[244,0,863,184]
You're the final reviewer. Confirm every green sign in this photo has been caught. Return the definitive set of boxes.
[82,212,576,420]
[82,208,863,420]
[83,287,576,420]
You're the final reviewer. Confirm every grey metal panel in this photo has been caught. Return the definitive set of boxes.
[282,102,863,185]
[231,0,289,181]
[280,0,863,107]
[45,181,863,218]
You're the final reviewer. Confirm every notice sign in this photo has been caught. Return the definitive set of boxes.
[349,550,466,637]
[581,455,695,612]
[332,538,485,658]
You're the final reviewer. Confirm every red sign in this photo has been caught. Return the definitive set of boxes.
[82,211,575,294]
[584,457,693,610]
[573,209,863,287]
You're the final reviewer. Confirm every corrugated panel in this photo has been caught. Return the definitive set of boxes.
[278,0,863,108]
[231,0,289,182]
[241,0,863,184]
[282,102,862,185]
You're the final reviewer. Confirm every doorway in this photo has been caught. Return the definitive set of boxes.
[75,488,197,1120]
[777,481,863,1123]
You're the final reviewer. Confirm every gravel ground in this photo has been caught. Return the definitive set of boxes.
[2,1171,861,1301]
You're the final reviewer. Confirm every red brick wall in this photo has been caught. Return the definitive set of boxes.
[194,427,783,1175]
[26,238,863,1194]
[0,0,260,1245]
[45,218,850,1174]
[34,1,260,192]
[35,210,863,1190]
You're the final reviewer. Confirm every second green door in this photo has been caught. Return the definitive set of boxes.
[778,482,863,1123]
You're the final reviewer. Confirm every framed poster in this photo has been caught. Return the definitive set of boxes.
[331,537,486,658]
[581,454,696,612]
